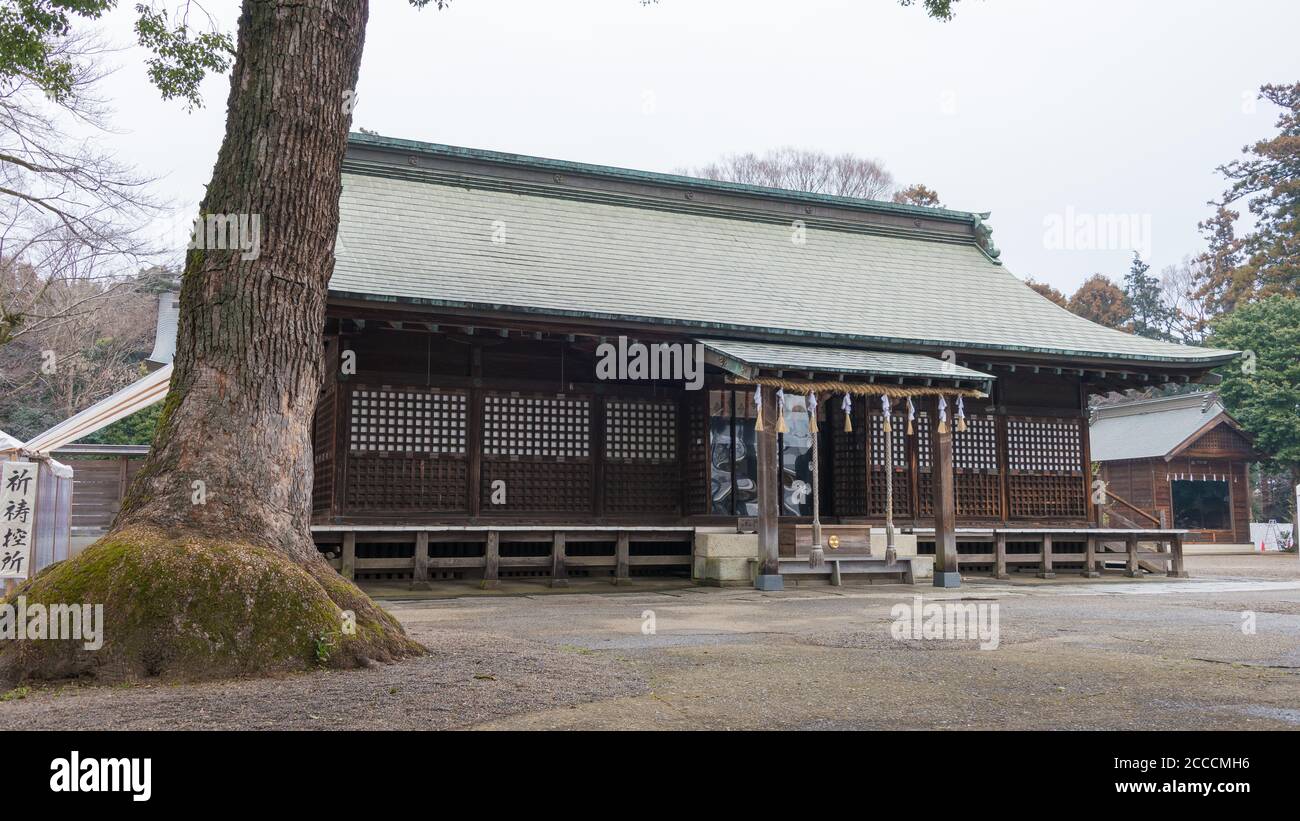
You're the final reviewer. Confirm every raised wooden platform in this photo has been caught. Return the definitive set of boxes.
[312,524,694,588]
[911,527,1189,579]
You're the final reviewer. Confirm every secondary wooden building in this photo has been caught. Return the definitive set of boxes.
[310,134,1239,587]
[1091,393,1259,545]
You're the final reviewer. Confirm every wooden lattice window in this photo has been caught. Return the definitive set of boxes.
[916,411,933,469]
[867,412,911,518]
[831,403,866,516]
[483,394,590,459]
[1006,417,1083,473]
[349,388,466,455]
[605,399,677,462]
[954,414,999,472]
[867,412,909,468]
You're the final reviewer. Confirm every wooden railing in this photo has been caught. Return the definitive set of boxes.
[1097,488,1161,528]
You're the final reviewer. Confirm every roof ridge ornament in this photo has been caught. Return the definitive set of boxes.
[972,212,1001,262]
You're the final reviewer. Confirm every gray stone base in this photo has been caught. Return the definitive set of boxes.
[754,574,785,591]
[932,571,962,588]
[1082,571,1101,579]
[1037,572,1056,579]
[1167,571,1190,578]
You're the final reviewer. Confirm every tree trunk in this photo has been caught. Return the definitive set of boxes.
[117,0,370,562]
[1291,464,1299,553]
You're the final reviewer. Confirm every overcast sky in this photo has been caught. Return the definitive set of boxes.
[91,0,1300,294]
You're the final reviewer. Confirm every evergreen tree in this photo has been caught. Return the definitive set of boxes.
[1123,253,1172,340]
[1210,296,1300,551]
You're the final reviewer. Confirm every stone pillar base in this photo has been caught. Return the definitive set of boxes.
[754,574,785,591]
[932,571,962,588]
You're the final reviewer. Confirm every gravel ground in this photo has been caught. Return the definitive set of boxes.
[1,552,1298,730]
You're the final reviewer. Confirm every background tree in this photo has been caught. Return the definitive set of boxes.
[1122,252,1173,340]
[1196,84,1300,304]
[681,146,896,200]
[892,183,943,208]
[1067,273,1130,329]
[1022,276,1067,307]
[1209,295,1300,551]
[1192,206,1249,315]
[0,29,166,347]
[1,0,449,684]
[0,260,161,439]
[1160,256,1213,345]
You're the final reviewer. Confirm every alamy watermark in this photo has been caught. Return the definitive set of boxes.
[595,336,705,391]
[1043,206,1152,260]
[159,212,263,260]
[890,595,1000,650]
[0,596,104,651]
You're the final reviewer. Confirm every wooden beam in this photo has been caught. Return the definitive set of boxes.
[614,531,630,585]
[550,531,568,587]
[1083,536,1100,578]
[931,396,959,587]
[754,387,782,590]
[1125,534,1140,578]
[1038,534,1056,579]
[481,531,499,589]
[341,532,356,580]
[1168,533,1188,578]
[994,532,1009,580]
[412,531,429,585]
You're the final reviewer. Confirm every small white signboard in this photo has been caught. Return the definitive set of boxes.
[0,461,37,580]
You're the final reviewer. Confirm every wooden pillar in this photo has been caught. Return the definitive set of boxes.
[1083,536,1100,578]
[411,531,429,587]
[931,396,959,588]
[481,531,499,589]
[341,531,356,580]
[1168,533,1188,578]
[550,531,568,587]
[1038,534,1055,579]
[117,455,129,512]
[1125,534,1139,578]
[754,387,782,590]
[614,531,630,585]
[467,388,484,517]
[994,532,1009,580]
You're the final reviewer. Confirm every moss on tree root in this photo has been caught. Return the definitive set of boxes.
[0,526,424,685]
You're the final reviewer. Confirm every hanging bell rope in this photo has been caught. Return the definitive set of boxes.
[882,395,897,567]
[728,375,986,399]
[808,393,824,569]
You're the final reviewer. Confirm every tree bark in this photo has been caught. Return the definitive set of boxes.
[116,0,370,562]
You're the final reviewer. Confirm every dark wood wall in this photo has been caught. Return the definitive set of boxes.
[315,326,702,525]
[313,322,1096,528]
[828,372,1090,527]
[1099,420,1255,543]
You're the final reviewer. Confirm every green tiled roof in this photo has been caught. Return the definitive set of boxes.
[1090,393,1232,461]
[330,154,1237,368]
[699,338,992,382]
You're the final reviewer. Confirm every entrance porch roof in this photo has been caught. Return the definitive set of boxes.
[699,338,993,390]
